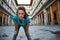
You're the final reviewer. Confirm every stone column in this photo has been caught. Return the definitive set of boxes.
[2,14,4,26]
[43,9,48,25]
[58,0,60,24]
[10,16,12,25]
[8,15,10,25]
[5,14,8,25]
[38,15,40,25]
[36,16,38,25]
[37,15,39,25]
[38,15,39,24]
[37,15,39,24]
[50,6,54,25]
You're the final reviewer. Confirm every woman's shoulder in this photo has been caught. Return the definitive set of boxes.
[13,14,18,17]
[13,14,18,21]
[25,16,30,22]
[26,16,30,19]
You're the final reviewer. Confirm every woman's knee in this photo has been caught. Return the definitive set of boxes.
[25,30,29,35]
[14,30,18,35]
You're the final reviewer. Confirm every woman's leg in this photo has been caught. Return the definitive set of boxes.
[23,23,32,40]
[12,26,20,40]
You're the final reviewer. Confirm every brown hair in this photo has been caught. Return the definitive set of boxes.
[17,7,28,18]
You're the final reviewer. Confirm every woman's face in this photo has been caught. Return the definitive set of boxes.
[18,10,25,20]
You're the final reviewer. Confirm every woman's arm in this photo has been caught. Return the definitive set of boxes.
[13,21,18,30]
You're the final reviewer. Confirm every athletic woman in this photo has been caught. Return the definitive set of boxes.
[12,7,32,40]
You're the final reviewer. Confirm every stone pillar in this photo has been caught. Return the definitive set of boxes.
[34,19,35,25]
[39,14,41,25]
[5,14,8,25]
[36,16,38,25]
[38,15,40,25]
[12,17,14,25]
[40,12,44,25]
[43,9,48,25]
[37,16,39,25]
[34,18,35,25]
[38,15,39,24]
[2,14,4,26]
[58,0,60,24]
[37,15,39,25]
[10,16,12,25]
[50,6,54,25]
[8,16,10,25]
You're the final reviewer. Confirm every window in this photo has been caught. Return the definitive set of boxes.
[15,0,33,6]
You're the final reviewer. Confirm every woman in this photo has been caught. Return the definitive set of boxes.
[12,7,32,40]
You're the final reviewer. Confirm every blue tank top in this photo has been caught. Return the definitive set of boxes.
[13,14,30,27]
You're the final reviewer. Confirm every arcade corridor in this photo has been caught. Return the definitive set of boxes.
[0,0,60,40]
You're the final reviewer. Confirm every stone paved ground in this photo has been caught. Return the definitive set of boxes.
[0,25,60,40]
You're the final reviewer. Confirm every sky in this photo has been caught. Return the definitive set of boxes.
[17,0,31,4]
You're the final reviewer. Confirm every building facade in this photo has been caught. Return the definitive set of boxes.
[0,0,17,26]
[30,0,60,25]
